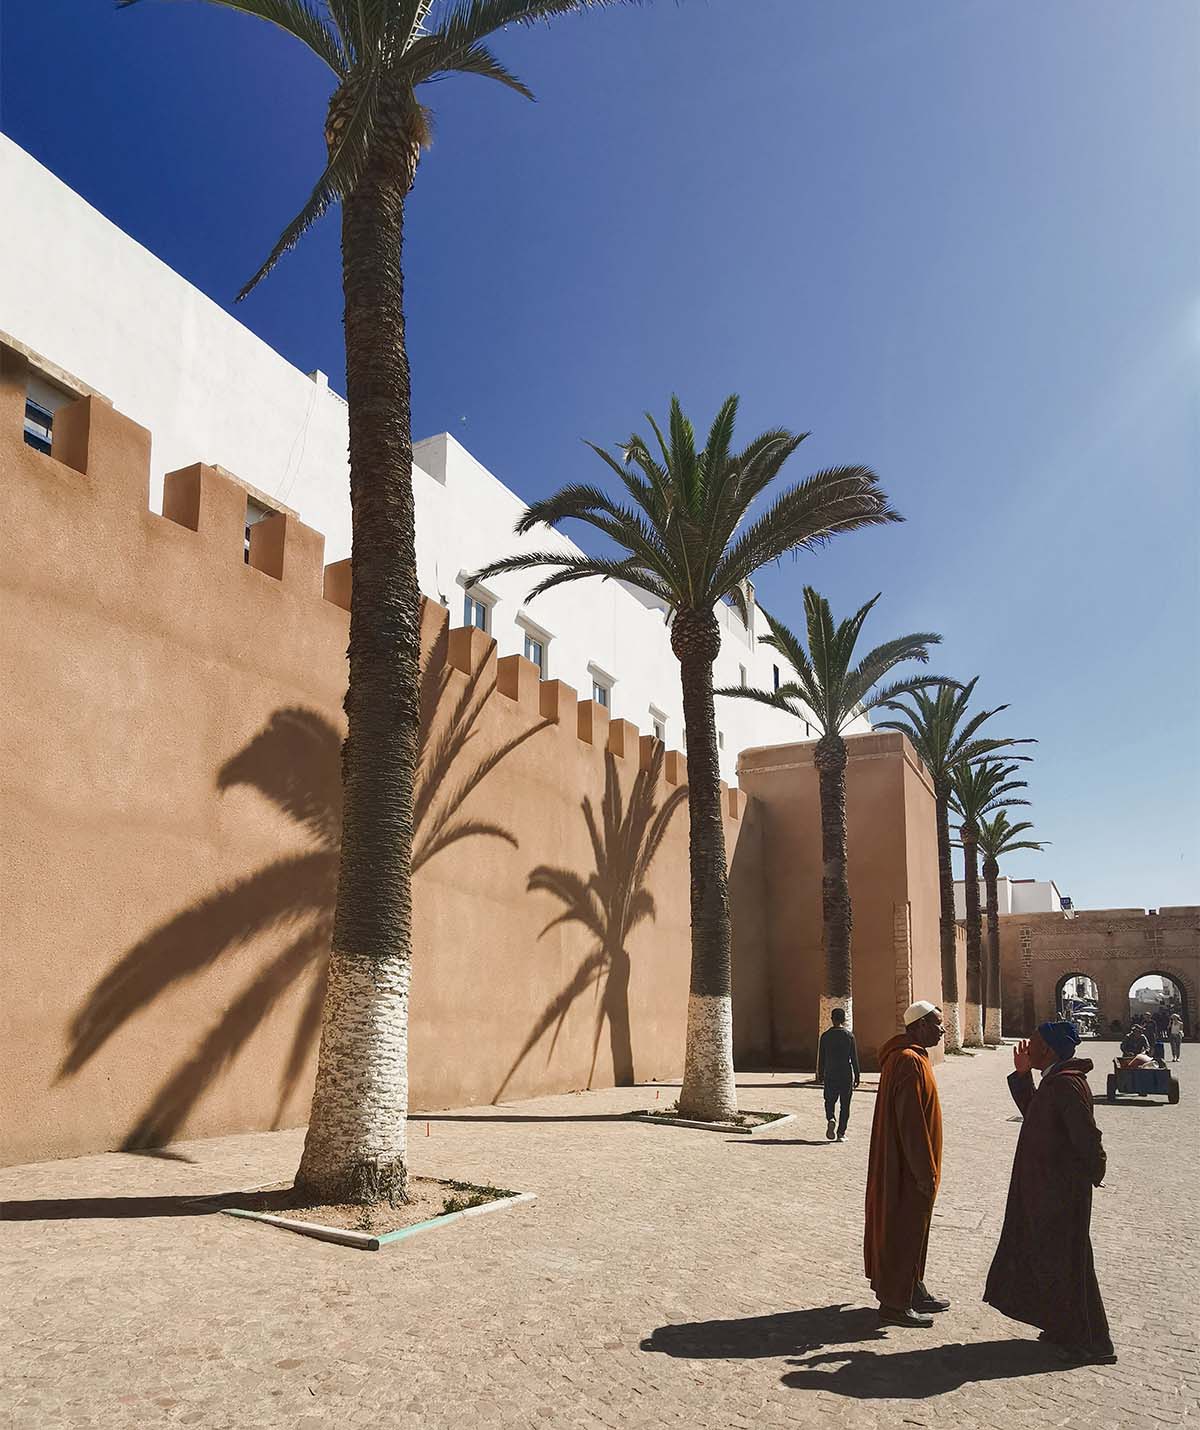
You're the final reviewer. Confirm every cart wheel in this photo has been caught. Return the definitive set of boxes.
[1168,1077,1180,1105]
[1106,1075,1117,1102]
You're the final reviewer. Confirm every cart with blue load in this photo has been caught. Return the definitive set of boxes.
[1106,1061,1180,1104]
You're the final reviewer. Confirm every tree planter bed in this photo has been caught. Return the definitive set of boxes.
[210,1178,535,1251]
[627,1109,794,1136]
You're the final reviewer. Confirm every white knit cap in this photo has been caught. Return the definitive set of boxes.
[904,999,938,1026]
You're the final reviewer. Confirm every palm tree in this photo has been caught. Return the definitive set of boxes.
[877,681,1033,1051]
[977,811,1046,1045]
[119,0,644,1204]
[715,588,952,1048]
[950,760,1028,1047]
[471,395,900,1120]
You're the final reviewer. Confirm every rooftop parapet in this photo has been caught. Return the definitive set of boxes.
[1,360,741,816]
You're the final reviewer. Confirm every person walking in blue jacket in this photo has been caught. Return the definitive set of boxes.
[817,1007,861,1141]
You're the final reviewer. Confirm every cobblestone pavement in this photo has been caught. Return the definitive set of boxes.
[2,1043,1197,1430]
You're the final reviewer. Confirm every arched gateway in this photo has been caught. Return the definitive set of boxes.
[998,908,1200,1040]
[1129,972,1189,1038]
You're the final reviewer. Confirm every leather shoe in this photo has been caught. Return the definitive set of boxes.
[878,1305,934,1328]
[913,1281,951,1313]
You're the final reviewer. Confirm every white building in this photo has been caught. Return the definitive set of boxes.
[0,133,866,782]
[953,876,1065,920]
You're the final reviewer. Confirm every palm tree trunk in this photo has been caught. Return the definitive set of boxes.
[672,610,738,1123]
[934,782,962,1051]
[961,823,983,1046]
[295,163,420,1206]
[814,736,852,1047]
[983,854,1002,1045]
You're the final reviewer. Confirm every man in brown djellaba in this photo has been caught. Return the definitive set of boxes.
[984,1022,1115,1364]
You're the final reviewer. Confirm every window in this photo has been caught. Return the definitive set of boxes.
[592,679,610,708]
[23,399,53,456]
[773,664,780,692]
[523,632,545,674]
[244,496,274,564]
[653,717,666,743]
[739,664,747,687]
[464,592,491,633]
[718,731,725,750]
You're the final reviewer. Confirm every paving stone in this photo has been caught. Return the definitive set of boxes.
[0,1043,1196,1428]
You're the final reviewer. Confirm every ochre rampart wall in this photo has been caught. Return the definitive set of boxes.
[0,357,950,1164]
[0,363,763,1164]
[737,732,946,1071]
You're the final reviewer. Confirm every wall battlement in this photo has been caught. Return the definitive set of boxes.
[2,348,741,813]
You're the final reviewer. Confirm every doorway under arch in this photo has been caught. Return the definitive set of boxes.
[1056,973,1101,1037]
[1128,972,1188,1039]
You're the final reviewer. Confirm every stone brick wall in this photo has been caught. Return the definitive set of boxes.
[998,907,1200,1037]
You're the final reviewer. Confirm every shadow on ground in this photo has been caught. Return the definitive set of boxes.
[0,1188,296,1222]
[641,1304,885,1359]
[780,1337,1061,1397]
[728,1138,837,1147]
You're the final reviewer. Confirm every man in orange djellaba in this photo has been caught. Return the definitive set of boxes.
[864,1001,951,1327]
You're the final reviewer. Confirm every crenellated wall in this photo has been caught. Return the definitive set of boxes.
[0,359,765,1163]
[0,355,950,1164]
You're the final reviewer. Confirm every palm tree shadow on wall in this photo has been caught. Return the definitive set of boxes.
[57,627,549,1151]
[494,747,687,1101]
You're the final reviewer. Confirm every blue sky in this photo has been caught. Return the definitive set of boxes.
[2,0,1196,909]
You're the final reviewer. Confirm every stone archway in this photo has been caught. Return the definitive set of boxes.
[1055,972,1101,1037]
[1128,969,1191,1039]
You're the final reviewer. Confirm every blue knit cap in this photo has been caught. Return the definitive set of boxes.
[1038,1020,1081,1060]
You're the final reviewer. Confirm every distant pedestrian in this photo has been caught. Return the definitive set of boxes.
[817,1007,860,1142]
[1168,1012,1184,1061]
[864,1001,950,1327]
[984,1023,1115,1364]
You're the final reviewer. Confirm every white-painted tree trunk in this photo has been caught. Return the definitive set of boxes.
[984,1005,1002,1046]
[295,948,410,1203]
[678,992,738,1123]
[818,994,853,1057]
[943,999,962,1052]
[964,1001,984,1048]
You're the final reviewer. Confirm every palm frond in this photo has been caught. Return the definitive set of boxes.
[236,68,380,297]
[853,673,956,722]
[468,550,673,605]
[411,0,633,81]
[713,466,900,598]
[437,40,535,96]
[117,0,350,74]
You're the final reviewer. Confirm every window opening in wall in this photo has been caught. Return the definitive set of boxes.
[718,731,725,750]
[523,633,545,675]
[23,399,53,455]
[244,496,275,564]
[739,664,747,687]
[592,679,610,709]
[773,664,780,692]
[464,592,491,633]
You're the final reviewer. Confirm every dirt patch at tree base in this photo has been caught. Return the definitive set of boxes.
[230,1177,519,1236]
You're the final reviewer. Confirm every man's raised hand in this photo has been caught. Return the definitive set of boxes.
[1013,1040,1032,1076]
